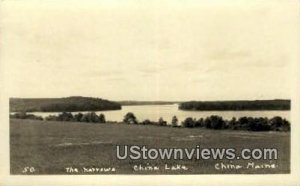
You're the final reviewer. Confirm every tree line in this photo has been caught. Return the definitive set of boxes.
[179,100,290,111]
[9,96,121,112]
[10,112,290,132]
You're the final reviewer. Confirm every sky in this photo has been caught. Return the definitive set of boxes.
[1,0,298,101]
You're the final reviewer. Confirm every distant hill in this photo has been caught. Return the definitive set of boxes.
[10,96,121,112]
[118,101,180,106]
[179,99,290,111]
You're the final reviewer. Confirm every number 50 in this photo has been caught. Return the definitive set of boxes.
[22,167,35,173]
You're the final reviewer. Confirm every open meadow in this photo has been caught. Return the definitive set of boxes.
[10,119,290,174]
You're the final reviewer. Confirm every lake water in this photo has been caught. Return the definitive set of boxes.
[29,104,290,123]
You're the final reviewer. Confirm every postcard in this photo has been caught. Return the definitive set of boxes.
[0,0,299,185]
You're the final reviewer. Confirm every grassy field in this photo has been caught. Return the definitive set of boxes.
[10,119,290,174]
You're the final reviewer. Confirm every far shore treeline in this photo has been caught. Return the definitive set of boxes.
[10,112,290,132]
[179,100,290,111]
[10,97,290,112]
[9,96,121,112]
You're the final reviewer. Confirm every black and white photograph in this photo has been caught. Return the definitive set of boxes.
[0,0,300,185]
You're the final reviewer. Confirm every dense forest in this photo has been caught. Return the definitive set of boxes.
[179,100,290,111]
[118,101,179,106]
[10,96,121,112]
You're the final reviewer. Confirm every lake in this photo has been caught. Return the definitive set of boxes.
[29,104,290,123]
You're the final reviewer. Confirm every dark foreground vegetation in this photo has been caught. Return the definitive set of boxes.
[10,119,290,174]
[10,111,290,132]
[179,99,290,111]
[10,96,121,112]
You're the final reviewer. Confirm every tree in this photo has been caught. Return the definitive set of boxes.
[89,112,100,123]
[182,117,195,128]
[269,116,290,131]
[194,118,204,128]
[57,112,73,121]
[210,115,225,129]
[248,117,270,131]
[80,114,89,122]
[171,116,178,127]
[158,117,167,126]
[99,113,106,123]
[204,117,211,129]
[228,117,237,129]
[282,119,290,131]
[123,112,138,124]
[237,117,250,130]
[269,116,283,130]
[74,113,83,122]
